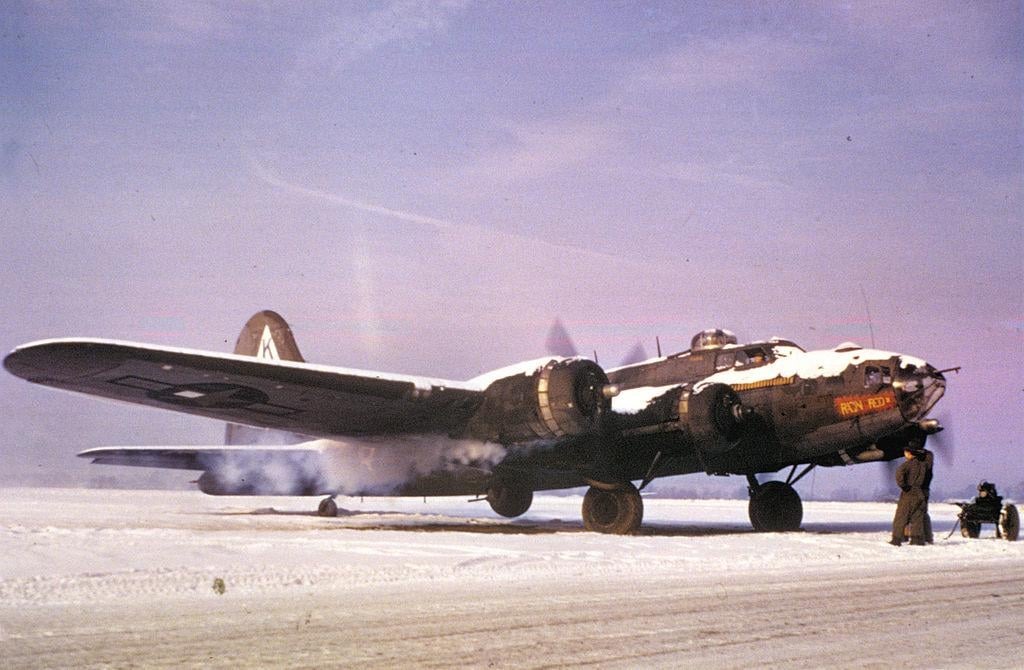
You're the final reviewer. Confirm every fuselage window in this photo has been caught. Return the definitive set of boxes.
[865,366,881,387]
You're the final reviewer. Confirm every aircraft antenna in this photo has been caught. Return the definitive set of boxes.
[858,284,876,348]
[593,349,599,364]
[656,336,662,357]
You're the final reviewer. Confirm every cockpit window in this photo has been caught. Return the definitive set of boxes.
[715,351,747,370]
[881,367,892,384]
[746,348,769,366]
[715,348,771,370]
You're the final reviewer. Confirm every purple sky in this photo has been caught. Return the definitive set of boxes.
[1,2,1021,495]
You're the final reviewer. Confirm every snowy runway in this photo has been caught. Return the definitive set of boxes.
[2,488,1022,668]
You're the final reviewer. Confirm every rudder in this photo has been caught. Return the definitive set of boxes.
[233,310,305,362]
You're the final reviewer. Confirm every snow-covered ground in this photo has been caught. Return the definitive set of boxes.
[2,488,1022,668]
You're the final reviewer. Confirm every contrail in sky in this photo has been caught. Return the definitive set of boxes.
[247,158,456,232]
[245,156,656,271]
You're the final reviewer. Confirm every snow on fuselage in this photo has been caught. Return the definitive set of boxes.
[606,338,946,467]
[693,344,926,393]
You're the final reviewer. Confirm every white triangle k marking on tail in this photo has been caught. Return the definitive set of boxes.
[258,325,280,361]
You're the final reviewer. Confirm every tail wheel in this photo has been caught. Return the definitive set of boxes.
[961,521,981,538]
[487,484,533,518]
[317,497,338,517]
[748,481,803,532]
[582,482,643,534]
[1001,505,1019,541]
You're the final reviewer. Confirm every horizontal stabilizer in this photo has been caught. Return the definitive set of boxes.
[78,445,325,471]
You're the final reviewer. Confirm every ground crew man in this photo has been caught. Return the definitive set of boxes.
[890,448,928,546]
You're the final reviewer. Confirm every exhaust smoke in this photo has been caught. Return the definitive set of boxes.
[203,436,508,497]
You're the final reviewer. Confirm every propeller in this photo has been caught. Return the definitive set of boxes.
[879,458,900,494]
[545,318,652,367]
[618,342,649,366]
[545,318,579,357]
[927,414,956,466]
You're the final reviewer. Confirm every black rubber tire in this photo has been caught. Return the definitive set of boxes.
[317,497,338,517]
[1001,505,1019,542]
[582,483,643,534]
[961,521,981,538]
[748,481,803,532]
[487,485,533,518]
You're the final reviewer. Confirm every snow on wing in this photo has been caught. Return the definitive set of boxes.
[3,339,484,439]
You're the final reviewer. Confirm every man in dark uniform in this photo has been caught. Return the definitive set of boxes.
[890,448,928,546]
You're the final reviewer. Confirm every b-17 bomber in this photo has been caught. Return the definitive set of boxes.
[4,311,951,533]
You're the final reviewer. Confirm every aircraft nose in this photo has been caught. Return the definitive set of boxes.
[893,360,946,421]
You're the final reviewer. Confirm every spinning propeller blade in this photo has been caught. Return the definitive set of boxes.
[927,414,955,466]
[545,318,578,357]
[545,319,650,367]
[618,342,649,367]
[880,458,899,493]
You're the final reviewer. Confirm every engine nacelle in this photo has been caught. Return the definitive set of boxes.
[679,383,777,473]
[681,383,747,455]
[467,359,610,444]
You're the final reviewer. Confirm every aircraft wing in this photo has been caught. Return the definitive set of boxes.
[4,339,484,439]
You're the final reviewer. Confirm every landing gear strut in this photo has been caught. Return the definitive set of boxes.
[317,496,338,517]
[582,482,643,534]
[747,470,804,532]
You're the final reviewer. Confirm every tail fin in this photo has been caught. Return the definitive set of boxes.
[225,311,307,445]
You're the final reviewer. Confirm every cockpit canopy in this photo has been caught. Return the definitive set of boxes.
[691,329,738,352]
[713,345,773,371]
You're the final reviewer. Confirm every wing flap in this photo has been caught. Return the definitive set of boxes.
[6,339,483,439]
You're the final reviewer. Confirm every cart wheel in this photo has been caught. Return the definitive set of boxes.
[962,521,981,539]
[1001,505,1019,542]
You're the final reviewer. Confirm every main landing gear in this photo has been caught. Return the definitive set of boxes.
[582,482,644,534]
[746,465,811,532]
[578,467,808,535]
